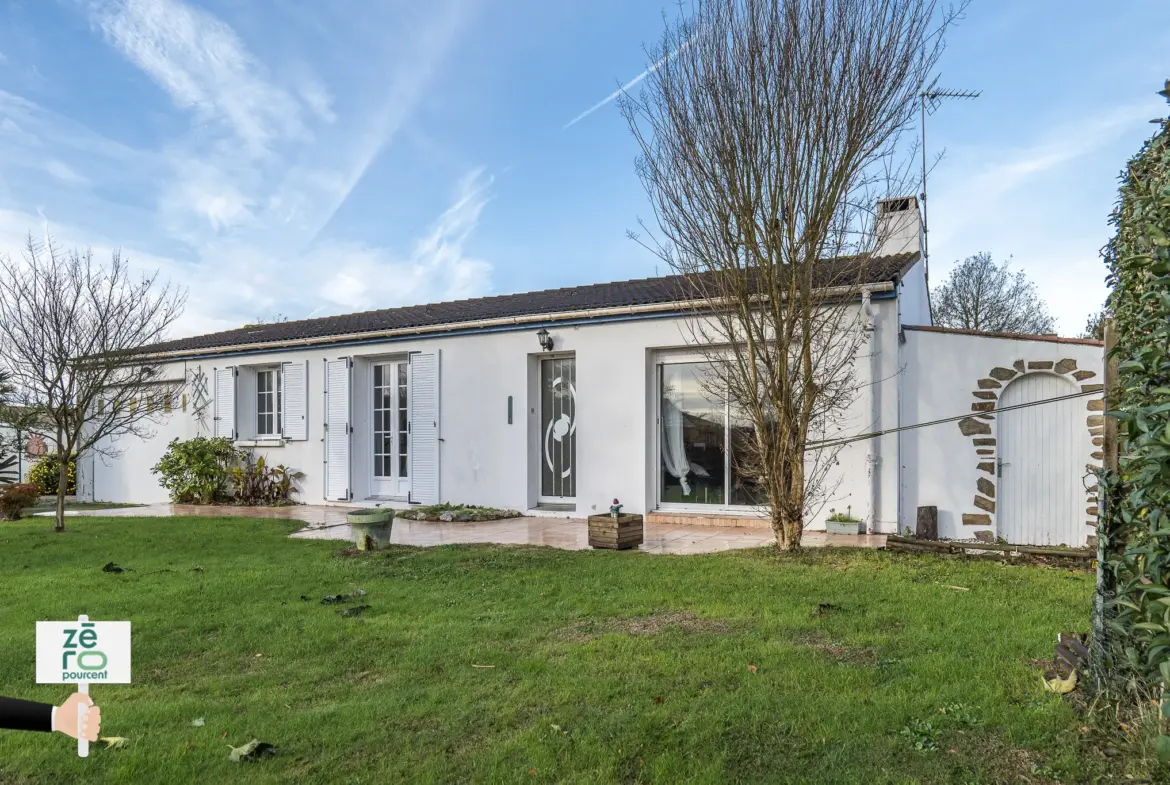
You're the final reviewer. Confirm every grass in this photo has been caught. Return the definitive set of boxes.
[0,515,1105,783]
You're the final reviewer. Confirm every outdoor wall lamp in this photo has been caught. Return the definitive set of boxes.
[536,328,554,352]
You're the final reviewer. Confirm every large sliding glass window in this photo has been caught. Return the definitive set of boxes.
[659,360,765,508]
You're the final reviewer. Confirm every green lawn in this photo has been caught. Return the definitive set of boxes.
[0,516,1102,783]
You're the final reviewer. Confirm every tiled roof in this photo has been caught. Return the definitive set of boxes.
[138,251,917,356]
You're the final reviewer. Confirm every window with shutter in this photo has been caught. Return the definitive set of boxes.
[408,351,440,505]
[213,367,236,439]
[281,361,308,441]
[324,358,351,500]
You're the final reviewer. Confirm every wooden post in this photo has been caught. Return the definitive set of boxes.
[915,506,938,540]
[1092,319,1118,658]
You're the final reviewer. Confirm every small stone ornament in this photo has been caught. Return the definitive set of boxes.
[609,498,622,518]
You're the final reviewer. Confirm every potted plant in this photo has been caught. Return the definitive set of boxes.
[587,498,644,550]
[825,507,862,536]
[347,507,395,550]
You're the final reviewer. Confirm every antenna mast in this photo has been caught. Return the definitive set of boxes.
[919,82,980,307]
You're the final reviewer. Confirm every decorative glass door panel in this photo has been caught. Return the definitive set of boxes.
[540,357,576,500]
[372,362,409,497]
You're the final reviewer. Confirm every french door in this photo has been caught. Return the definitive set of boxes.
[540,356,576,502]
[372,361,410,498]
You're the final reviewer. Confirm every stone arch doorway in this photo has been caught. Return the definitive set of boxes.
[954,357,1103,544]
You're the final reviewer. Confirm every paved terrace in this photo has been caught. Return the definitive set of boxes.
[56,504,886,555]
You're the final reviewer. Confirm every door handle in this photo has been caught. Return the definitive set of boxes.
[997,459,1010,478]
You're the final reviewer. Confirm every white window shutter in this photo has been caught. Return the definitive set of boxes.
[281,360,308,440]
[213,367,236,439]
[409,351,440,505]
[324,358,351,500]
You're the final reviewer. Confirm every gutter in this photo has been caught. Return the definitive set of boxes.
[137,281,897,362]
[861,290,881,533]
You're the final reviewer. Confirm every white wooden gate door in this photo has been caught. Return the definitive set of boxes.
[997,373,1085,546]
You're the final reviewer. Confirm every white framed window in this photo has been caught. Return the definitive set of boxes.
[256,367,281,437]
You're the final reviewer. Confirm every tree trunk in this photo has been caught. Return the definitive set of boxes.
[771,461,805,552]
[54,445,67,533]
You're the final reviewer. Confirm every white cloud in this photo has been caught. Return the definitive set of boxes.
[0,2,485,336]
[44,160,88,185]
[87,0,307,150]
[298,79,336,125]
[320,167,493,310]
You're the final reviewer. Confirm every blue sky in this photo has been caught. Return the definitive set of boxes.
[0,0,1166,338]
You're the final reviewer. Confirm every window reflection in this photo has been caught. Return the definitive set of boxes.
[660,362,725,505]
[660,361,765,508]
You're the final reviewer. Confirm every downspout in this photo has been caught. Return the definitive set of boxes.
[862,290,881,534]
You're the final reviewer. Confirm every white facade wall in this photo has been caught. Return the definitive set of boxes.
[899,327,1104,544]
[82,298,905,531]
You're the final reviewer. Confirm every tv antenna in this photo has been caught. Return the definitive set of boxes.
[919,79,981,294]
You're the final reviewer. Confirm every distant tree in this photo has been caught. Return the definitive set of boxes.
[0,236,186,531]
[932,252,1056,334]
[1081,305,1108,341]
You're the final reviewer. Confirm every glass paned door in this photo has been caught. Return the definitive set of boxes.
[540,357,576,500]
[660,362,725,504]
[372,362,409,497]
[659,361,765,509]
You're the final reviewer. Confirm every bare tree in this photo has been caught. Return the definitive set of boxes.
[0,236,186,531]
[622,0,956,550]
[932,252,1056,334]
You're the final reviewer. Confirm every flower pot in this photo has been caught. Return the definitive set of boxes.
[348,509,395,550]
[825,520,861,536]
[588,513,644,550]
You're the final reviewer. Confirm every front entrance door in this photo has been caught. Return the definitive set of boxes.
[540,356,576,502]
[371,361,410,498]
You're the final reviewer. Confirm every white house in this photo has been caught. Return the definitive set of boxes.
[80,198,1105,546]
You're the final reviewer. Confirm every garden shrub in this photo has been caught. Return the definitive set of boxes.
[0,483,42,520]
[28,454,76,495]
[230,453,303,506]
[1097,82,1170,749]
[152,438,303,506]
[151,436,239,504]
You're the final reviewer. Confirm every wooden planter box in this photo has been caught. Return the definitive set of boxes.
[588,513,644,550]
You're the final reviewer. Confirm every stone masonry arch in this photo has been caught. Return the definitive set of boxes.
[954,358,1104,541]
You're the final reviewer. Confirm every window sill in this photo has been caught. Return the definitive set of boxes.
[235,439,285,448]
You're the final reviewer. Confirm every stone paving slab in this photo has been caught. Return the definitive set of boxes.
[59,503,886,555]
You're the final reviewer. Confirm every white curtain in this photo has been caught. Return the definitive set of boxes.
[661,397,691,496]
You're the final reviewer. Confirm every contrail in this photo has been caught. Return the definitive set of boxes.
[563,41,690,130]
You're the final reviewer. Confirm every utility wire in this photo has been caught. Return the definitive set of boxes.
[806,388,1101,452]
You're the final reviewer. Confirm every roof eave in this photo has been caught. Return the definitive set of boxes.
[135,280,897,362]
